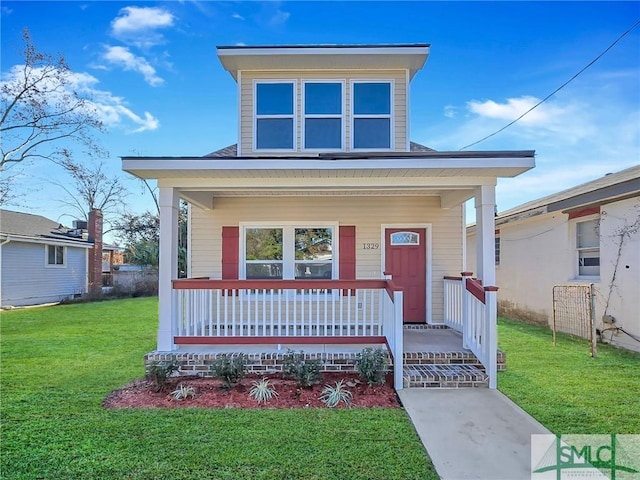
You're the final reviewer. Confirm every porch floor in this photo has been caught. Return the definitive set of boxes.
[403,325,468,353]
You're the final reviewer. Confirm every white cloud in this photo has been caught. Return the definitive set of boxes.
[444,105,457,118]
[232,13,245,20]
[467,96,569,126]
[110,6,175,48]
[1,66,161,134]
[102,45,164,86]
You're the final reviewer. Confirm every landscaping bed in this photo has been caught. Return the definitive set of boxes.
[104,372,400,409]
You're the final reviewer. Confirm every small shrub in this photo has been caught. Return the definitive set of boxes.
[210,354,247,389]
[355,348,389,386]
[320,380,352,408]
[282,350,322,388]
[147,361,179,392]
[171,383,196,401]
[249,378,279,404]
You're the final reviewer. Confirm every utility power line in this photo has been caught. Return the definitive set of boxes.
[460,18,640,151]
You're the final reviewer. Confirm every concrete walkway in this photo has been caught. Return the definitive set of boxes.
[398,388,551,480]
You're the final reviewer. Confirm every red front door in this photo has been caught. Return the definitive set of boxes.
[385,228,426,323]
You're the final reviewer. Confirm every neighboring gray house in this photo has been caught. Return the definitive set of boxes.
[0,209,92,307]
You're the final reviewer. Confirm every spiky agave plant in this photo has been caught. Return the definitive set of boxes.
[320,380,353,408]
[249,378,279,404]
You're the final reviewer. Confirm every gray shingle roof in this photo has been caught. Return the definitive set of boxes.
[497,165,640,220]
[0,209,89,244]
[205,141,436,157]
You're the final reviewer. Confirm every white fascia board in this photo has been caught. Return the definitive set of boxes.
[0,234,93,249]
[123,156,535,176]
[159,176,498,190]
[218,46,430,57]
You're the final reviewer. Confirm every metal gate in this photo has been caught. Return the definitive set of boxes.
[552,284,597,357]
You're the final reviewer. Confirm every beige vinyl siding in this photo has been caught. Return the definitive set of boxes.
[240,70,407,155]
[190,196,463,322]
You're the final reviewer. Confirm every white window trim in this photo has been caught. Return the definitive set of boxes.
[350,79,395,152]
[44,244,66,268]
[301,80,345,152]
[253,79,297,152]
[239,222,339,281]
[572,215,600,280]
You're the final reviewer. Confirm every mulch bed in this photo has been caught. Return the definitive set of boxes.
[103,372,400,409]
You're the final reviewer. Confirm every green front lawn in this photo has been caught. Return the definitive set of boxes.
[498,317,640,434]
[0,298,436,480]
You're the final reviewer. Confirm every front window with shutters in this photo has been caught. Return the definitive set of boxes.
[243,226,334,280]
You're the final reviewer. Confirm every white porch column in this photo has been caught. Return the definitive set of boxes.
[158,187,179,351]
[475,184,498,388]
[474,185,496,285]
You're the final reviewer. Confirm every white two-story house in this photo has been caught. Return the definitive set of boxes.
[123,44,535,389]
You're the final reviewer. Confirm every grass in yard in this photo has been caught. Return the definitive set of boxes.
[0,298,436,480]
[498,316,640,434]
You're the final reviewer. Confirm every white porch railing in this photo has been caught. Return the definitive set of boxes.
[171,279,405,389]
[443,274,498,389]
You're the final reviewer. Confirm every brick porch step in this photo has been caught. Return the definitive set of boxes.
[403,351,506,371]
[403,363,488,388]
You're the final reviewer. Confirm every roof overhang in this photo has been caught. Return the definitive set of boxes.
[217,44,430,81]
[122,152,535,210]
[0,233,93,248]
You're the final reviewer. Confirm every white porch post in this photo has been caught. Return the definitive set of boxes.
[474,185,496,285]
[475,185,498,388]
[158,187,179,351]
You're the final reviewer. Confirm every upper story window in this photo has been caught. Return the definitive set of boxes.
[255,82,295,150]
[46,245,65,267]
[576,219,599,277]
[352,81,392,150]
[303,82,343,150]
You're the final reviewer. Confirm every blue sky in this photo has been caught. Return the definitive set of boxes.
[1,1,639,238]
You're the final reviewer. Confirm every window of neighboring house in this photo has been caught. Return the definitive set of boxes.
[255,82,295,150]
[46,245,65,266]
[303,82,343,150]
[244,226,333,280]
[576,219,600,277]
[495,234,500,266]
[352,81,392,150]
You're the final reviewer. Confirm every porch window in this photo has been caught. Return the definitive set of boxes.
[243,226,333,280]
[576,219,599,277]
[46,245,65,266]
[352,81,392,150]
[245,228,283,279]
[303,82,343,150]
[255,82,295,150]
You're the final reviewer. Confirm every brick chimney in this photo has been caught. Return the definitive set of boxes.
[88,209,103,294]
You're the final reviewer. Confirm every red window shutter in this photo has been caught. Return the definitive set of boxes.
[339,226,356,280]
[221,226,239,280]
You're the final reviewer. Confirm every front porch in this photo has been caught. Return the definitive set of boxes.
[148,274,501,389]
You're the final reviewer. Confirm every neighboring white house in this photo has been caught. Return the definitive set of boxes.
[0,209,91,307]
[467,166,640,352]
[123,44,536,389]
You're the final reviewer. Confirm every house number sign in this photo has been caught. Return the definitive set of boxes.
[362,243,380,250]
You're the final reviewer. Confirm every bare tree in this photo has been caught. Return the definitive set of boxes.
[54,159,128,226]
[0,28,104,172]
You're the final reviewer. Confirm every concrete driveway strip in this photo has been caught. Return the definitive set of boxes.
[398,389,551,480]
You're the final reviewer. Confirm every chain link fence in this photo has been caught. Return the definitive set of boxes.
[552,284,597,357]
